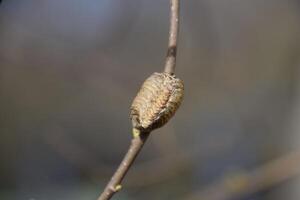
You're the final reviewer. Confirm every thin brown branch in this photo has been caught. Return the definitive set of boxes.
[97,131,149,200]
[164,0,180,75]
[97,1,181,199]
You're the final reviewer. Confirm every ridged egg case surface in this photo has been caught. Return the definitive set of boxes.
[130,72,184,132]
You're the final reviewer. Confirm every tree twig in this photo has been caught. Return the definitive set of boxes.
[164,0,180,75]
[97,0,180,199]
[97,131,149,200]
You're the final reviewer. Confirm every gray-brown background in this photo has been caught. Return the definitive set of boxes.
[1,0,300,199]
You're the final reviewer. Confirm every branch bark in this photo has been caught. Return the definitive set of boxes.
[164,0,180,75]
[97,131,149,200]
[97,0,180,199]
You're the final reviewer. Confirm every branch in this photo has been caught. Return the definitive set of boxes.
[97,131,149,200]
[97,1,181,199]
[164,0,180,75]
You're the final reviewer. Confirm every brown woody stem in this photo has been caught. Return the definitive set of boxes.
[97,131,149,200]
[164,0,180,75]
[97,0,180,199]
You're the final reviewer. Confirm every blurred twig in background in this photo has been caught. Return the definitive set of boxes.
[186,151,300,200]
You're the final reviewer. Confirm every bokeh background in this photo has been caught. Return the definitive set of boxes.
[1,0,300,200]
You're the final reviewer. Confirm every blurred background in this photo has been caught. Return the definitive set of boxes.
[1,0,300,199]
